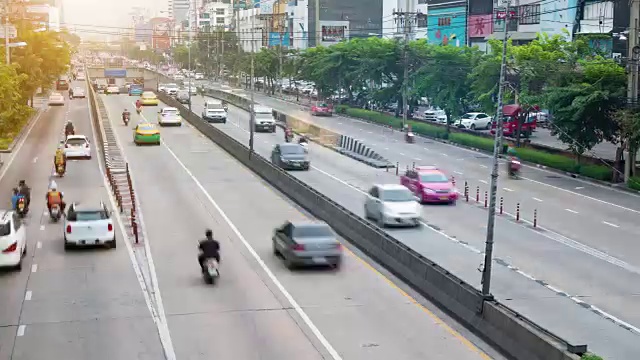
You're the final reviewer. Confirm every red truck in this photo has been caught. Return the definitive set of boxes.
[490,104,539,138]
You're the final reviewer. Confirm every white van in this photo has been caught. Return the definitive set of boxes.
[202,99,227,123]
[254,105,276,132]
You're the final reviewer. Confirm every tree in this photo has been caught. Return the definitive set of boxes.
[611,109,640,181]
[544,59,625,160]
[0,63,33,143]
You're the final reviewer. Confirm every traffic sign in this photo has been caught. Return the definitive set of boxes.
[0,25,17,39]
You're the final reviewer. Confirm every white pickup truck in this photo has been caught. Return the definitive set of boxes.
[254,105,276,133]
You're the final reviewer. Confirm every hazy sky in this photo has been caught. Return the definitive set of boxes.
[62,0,165,37]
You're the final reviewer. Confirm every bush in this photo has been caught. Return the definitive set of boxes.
[515,147,580,173]
[581,353,603,360]
[334,104,349,114]
[629,176,640,191]
[449,133,495,152]
[579,164,613,181]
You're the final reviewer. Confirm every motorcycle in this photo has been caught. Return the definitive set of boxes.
[508,158,521,179]
[285,131,293,143]
[16,197,27,218]
[50,204,61,222]
[202,257,220,284]
[56,163,65,177]
[123,113,130,126]
[136,106,142,115]
[298,139,309,153]
[405,132,415,144]
[65,128,74,138]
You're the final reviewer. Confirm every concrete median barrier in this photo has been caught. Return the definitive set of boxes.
[154,92,585,360]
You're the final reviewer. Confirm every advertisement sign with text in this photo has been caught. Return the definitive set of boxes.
[468,14,492,38]
[260,0,275,14]
[269,32,291,47]
[427,7,466,46]
[150,17,172,50]
[320,21,349,43]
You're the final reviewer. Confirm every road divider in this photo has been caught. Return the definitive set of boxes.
[156,91,586,360]
[335,135,394,168]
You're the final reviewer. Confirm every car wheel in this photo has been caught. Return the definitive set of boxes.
[15,259,22,271]
[470,124,476,130]
[64,241,71,250]
[272,242,279,256]
[450,200,457,206]
[108,237,117,249]
[284,255,295,269]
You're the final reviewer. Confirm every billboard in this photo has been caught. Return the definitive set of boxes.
[427,7,467,46]
[135,22,152,43]
[269,32,290,47]
[104,69,126,78]
[150,17,172,50]
[320,21,349,43]
[260,0,275,14]
[468,14,492,38]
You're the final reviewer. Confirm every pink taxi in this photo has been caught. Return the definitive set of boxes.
[400,166,459,204]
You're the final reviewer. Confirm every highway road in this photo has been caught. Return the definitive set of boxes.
[100,93,501,360]
[183,92,640,359]
[0,81,166,359]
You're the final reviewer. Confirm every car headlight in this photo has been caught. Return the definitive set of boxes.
[280,157,289,163]
[453,188,460,194]
[423,188,435,194]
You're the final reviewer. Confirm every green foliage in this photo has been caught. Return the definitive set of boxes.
[629,176,640,191]
[581,353,603,360]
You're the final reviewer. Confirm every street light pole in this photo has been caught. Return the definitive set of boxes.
[481,0,511,300]
[249,15,255,157]
[5,0,10,64]
[187,2,193,111]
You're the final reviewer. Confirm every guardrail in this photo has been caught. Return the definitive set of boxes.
[156,91,585,360]
[87,77,141,244]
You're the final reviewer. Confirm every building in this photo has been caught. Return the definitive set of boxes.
[381,0,427,40]
[203,0,234,30]
[8,0,62,31]
[169,0,191,23]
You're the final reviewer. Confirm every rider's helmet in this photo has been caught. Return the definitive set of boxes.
[205,229,213,238]
[18,180,25,187]
[124,108,128,112]
[49,180,57,191]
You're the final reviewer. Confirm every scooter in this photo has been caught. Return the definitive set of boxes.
[405,132,415,144]
[123,114,130,126]
[65,128,75,138]
[56,163,65,177]
[507,158,521,179]
[202,257,220,284]
[136,106,142,115]
[50,204,61,222]
[16,197,27,218]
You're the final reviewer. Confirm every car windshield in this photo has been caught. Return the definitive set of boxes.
[419,173,449,183]
[256,112,271,119]
[317,103,328,107]
[139,125,155,131]
[74,88,83,92]
[143,92,155,98]
[69,210,108,221]
[293,225,333,238]
[66,138,86,146]
[281,145,304,155]
[381,189,415,202]
[0,223,10,236]
[163,109,178,115]
[461,114,474,119]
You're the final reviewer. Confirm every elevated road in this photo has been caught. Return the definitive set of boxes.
[184,93,640,359]
[100,93,502,360]
[0,81,165,359]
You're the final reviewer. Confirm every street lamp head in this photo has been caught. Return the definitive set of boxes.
[8,42,28,48]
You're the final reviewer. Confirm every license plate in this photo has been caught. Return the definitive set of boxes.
[312,257,326,264]
[439,196,449,200]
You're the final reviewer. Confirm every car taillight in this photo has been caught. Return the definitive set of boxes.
[66,225,72,233]
[108,224,113,232]
[292,244,305,251]
[85,143,89,148]
[2,242,17,253]
[335,244,342,250]
[65,144,69,148]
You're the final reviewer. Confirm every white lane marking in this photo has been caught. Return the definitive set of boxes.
[96,93,177,360]
[575,187,584,190]
[399,152,405,156]
[17,325,25,337]
[479,164,488,168]
[337,122,342,125]
[25,291,32,301]
[413,157,421,161]
[479,180,488,184]
[532,197,543,202]
[0,109,45,182]
[161,142,343,360]
[39,225,44,231]
[522,177,640,215]
[456,158,464,161]
[603,221,619,228]
[441,153,449,157]
[31,264,37,273]
[503,188,514,192]
[565,209,578,214]
[32,157,37,163]
[36,241,42,249]
[423,147,429,150]
[515,270,536,281]
[454,171,463,175]
[384,147,389,150]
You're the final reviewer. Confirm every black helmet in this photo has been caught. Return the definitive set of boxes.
[19,180,25,186]
[205,229,213,237]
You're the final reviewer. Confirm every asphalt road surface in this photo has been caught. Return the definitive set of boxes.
[0,81,166,359]
[99,93,501,360]
[184,91,640,359]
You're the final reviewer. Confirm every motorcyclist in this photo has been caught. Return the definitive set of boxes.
[122,108,130,122]
[298,135,308,144]
[17,180,30,211]
[45,181,65,216]
[10,188,20,210]
[54,147,67,174]
[68,88,73,98]
[65,121,74,137]
[506,145,520,175]
[135,99,142,109]
[284,127,293,142]
[198,229,220,273]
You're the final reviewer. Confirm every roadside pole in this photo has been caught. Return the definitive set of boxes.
[249,15,255,157]
[626,0,639,182]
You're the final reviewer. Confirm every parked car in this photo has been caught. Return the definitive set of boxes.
[272,221,342,269]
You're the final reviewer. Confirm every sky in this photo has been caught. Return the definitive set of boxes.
[62,0,165,39]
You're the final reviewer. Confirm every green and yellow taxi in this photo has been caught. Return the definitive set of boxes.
[133,123,161,145]
[140,91,159,106]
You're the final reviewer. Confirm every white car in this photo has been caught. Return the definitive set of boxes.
[77,73,86,81]
[194,73,204,80]
[64,202,116,250]
[0,210,27,270]
[458,112,492,130]
[106,85,120,94]
[71,87,85,98]
[173,74,184,81]
[48,92,65,106]
[63,135,91,159]
[157,107,182,126]
[424,109,448,124]
[164,83,179,96]
[364,184,421,228]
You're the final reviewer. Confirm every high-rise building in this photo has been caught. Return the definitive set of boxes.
[169,0,191,22]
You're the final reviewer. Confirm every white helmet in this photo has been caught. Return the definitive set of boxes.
[49,180,58,191]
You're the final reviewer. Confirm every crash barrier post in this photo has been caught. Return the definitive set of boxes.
[500,197,504,214]
[115,187,122,213]
[464,181,469,202]
[126,163,132,188]
[476,186,480,202]
[533,209,538,228]
[451,176,456,186]
[106,167,113,189]
[130,208,139,244]
[484,191,488,208]
[412,162,415,169]
[516,203,520,222]
[153,90,587,360]
[130,189,136,212]
[395,163,399,175]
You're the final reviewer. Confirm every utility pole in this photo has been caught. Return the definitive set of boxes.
[187,1,193,111]
[278,12,287,96]
[481,0,512,300]
[626,0,639,182]
[220,32,224,82]
[393,0,417,129]
[314,0,320,47]
[4,0,9,64]
[249,15,255,157]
